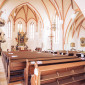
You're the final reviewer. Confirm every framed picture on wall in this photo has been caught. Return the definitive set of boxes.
[80,37,85,47]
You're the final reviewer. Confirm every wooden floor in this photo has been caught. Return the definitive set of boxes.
[0,56,24,85]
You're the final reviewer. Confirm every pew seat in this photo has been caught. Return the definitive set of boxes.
[31,61,85,85]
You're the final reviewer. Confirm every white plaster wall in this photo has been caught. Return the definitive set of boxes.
[74,0,85,17]
[52,24,63,51]
[65,21,85,51]
[64,7,75,35]
[76,28,85,51]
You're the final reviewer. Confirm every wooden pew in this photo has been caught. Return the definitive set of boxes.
[58,50,67,55]
[31,61,85,85]
[58,50,82,57]
[7,57,26,83]
[68,51,81,56]
[1,51,76,82]
[24,56,85,85]
[1,51,83,83]
[7,55,78,83]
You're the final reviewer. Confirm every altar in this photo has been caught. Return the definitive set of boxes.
[15,31,28,50]
[18,46,28,50]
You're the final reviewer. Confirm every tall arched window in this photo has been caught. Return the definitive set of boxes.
[56,16,60,43]
[53,16,61,43]
[18,21,23,32]
[8,20,12,38]
[30,22,34,39]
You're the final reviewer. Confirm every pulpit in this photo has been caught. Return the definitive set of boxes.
[0,11,6,54]
[0,32,6,55]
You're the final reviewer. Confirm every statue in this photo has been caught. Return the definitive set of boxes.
[0,11,6,54]
[0,11,5,26]
[0,32,6,54]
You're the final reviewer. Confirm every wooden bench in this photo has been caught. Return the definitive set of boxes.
[2,51,78,83]
[68,51,81,56]
[31,61,85,85]
[24,56,85,85]
[58,50,82,57]
[58,50,67,55]
[2,51,84,84]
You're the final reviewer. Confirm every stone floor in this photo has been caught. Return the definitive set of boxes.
[0,57,24,85]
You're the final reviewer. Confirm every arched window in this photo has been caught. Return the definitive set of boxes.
[8,20,12,38]
[56,16,60,43]
[18,21,23,32]
[30,22,34,39]
[53,15,61,43]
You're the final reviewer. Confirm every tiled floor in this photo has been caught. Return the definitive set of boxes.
[0,56,24,85]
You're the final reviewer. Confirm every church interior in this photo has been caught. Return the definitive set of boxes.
[0,0,85,85]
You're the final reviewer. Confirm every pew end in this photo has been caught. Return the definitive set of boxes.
[24,59,30,85]
[31,62,85,85]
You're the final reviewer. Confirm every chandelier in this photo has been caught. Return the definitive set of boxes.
[0,11,5,27]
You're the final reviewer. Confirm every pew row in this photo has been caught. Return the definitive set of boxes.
[7,56,79,83]
[31,61,85,85]
[24,57,85,85]
[2,51,78,83]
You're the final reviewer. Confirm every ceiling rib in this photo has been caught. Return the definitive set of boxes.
[71,0,73,9]
[0,0,6,9]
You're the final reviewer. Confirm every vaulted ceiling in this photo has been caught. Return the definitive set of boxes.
[1,0,85,46]
[10,5,38,23]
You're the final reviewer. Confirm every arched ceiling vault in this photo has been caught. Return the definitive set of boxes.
[9,4,41,31]
[10,5,38,23]
[66,11,85,43]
